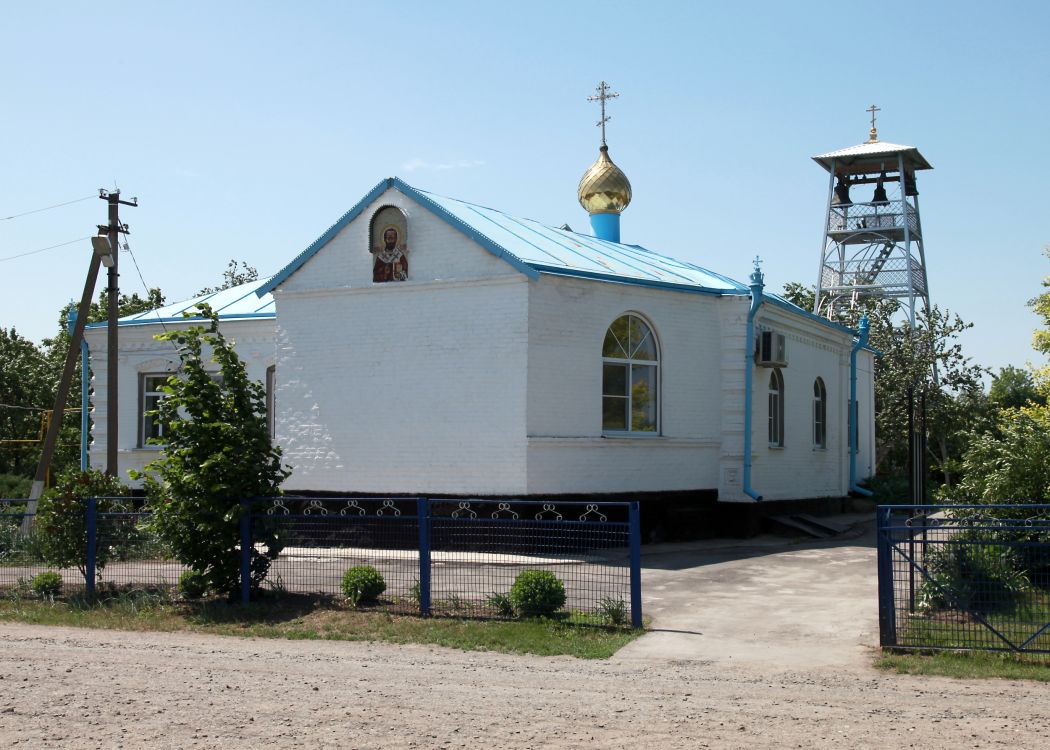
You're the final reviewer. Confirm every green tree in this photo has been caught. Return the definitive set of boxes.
[988,365,1044,411]
[134,305,288,597]
[781,283,985,487]
[196,260,259,296]
[1030,246,1050,356]
[0,327,52,477]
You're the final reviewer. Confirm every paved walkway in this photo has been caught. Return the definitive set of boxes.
[616,513,878,670]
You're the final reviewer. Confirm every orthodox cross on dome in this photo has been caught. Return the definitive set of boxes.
[866,104,881,143]
[587,81,620,147]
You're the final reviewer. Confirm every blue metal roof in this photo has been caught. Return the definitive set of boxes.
[256,177,749,297]
[86,278,275,329]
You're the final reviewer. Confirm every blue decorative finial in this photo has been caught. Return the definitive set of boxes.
[749,256,764,288]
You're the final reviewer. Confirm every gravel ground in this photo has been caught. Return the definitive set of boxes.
[1,623,1048,749]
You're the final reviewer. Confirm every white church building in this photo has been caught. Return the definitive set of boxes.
[84,143,876,507]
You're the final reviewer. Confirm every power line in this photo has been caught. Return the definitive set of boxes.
[0,236,92,263]
[1,195,95,221]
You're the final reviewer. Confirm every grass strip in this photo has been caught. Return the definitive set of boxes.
[877,650,1050,682]
[0,591,641,660]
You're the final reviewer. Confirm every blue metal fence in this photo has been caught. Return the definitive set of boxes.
[245,497,642,627]
[1,495,642,628]
[877,504,1050,654]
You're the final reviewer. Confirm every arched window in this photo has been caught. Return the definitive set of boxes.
[602,313,658,433]
[768,369,784,447]
[813,377,827,448]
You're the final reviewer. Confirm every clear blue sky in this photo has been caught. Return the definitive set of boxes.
[1,1,1047,381]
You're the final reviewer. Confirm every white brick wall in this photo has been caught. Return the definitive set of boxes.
[83,318,275,485]
[275,276,529,494]
[282,187,516,294]
[524,275,722,493]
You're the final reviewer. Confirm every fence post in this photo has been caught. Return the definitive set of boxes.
[876,505,898,647]
[629,501,642,629]
[240,499,251,605]
[417,498,431,617]
[85,496,97,597]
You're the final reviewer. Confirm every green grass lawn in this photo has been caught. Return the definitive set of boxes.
[0,590,642,659]
[877,650,1050,682]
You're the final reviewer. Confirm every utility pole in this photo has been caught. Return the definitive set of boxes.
[99,189,137,476]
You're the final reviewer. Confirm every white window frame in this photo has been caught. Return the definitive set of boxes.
[768,368,785,448]
[139,373,170,447]
[602,313,660,435]
[813,377,827,449]
[265,364,276,441]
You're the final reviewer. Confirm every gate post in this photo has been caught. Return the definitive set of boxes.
[629,501,642,629]
[85,496,97,597]
[240,499,251,605]
[417,498,431,617]
[876,505,898,647]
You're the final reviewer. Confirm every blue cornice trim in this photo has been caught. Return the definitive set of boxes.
[256,178,394,296]
[84,312,275,329]
[760,293,859,337]
[531,265,733,296]
[256,177,540,297]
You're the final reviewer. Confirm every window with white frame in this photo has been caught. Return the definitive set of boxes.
[139,374,170,446]
[139,371,223,447]
[602,313,659,434]
[813,377,827,448]
[266,365,276,440]
[768,368,784,447]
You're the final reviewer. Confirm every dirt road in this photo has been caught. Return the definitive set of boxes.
[1,623,1047,749]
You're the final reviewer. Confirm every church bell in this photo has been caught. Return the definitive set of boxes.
[833,176,852,206]
[871,173,889,205]
[904,170,919,196]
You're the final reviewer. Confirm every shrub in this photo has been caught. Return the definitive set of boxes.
[919,541,1030,614]
[509,569,566,617]
[35,468,132,582]
[178,570,208,599]
[134,306,289,598]
[487,591,515,618]
[597,596,628,627]
[30,571,63,598]
[341,565,386,606]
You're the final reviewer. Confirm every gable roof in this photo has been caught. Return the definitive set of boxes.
[86,278,275,329]
[256,177,750,297]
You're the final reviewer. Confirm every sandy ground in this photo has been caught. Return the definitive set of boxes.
[2,520,1049,748]
[1,624,1049,749]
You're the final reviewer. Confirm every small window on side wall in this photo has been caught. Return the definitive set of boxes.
[813,377,827,448]
[602,313,659,434]
[140,374,169,446]
[369,205,409,283]
[768,368,784,447]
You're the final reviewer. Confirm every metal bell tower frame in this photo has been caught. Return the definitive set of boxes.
[812,109,933,327]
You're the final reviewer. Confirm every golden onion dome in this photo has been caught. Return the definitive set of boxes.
[578,145,632,214]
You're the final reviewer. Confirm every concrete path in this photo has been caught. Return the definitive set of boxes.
[616,513,879,670]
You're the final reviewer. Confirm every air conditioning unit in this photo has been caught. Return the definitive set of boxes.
[755,331,787,367]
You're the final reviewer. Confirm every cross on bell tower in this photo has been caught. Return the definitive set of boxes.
[812,107,933,328]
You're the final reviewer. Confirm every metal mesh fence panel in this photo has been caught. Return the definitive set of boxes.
[95,498,184,593]
[0,499,76,595]
[428,499,631,624]
[252,497,420,612]
[878,505,1050,654]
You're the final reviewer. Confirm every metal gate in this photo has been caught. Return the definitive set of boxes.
[877,505,1050,653]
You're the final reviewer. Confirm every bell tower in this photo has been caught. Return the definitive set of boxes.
[812,106,933,327]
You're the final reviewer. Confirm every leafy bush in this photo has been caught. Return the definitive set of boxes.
[35,468,132,581]
[30,571,63,598]
[341,565,386,606]
[178,570,208,599]
[597,596,628,627]
[509,570,566,617]
[487,591,515,618]
[0,473,31,499]
[956,406,1050,504]
[135,306,289,597]
[919,541,1031,614]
